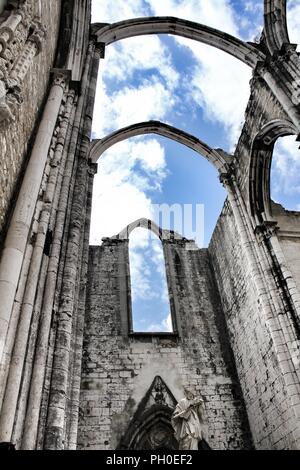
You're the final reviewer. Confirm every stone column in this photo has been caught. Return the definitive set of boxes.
[0,18,46,123]
[10,20,46,82]
[43,43,101,450]
[21,50,94,450]
[0,88,74,445]
[66,161,98,449]
[0,3,26,54]
[259,63,300,132]
[0,71,67,373]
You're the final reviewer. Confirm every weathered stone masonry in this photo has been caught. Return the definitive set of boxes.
[0,0,300,450]
[0,0,61,240]
[78,237,252,450]
[209,201,300,449]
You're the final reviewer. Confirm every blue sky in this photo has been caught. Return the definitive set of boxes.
[90,0,300,331]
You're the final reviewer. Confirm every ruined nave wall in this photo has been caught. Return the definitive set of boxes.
[78,239,251,450]
[209,201,300,449]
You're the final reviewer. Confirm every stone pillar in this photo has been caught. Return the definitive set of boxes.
[21,48,95,450]
[0,88,74,445]
[66,161,98,449]
[0,3,25,54]
[10,20,46,82]
[43,43,101,450]
[0,6,41,123]
[0,72,67,376]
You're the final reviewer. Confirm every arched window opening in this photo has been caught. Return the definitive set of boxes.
[271,136,300,212]
[89,135,226,248]
[92,34,251,151]
[91,8,252,153]
[90,1,251,254]
[129,227,173,333]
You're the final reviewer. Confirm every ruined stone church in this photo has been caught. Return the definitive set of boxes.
[0,0,300,451]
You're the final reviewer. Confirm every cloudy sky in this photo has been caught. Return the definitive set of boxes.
[90,0,300,332]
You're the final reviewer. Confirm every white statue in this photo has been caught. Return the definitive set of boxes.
[171,389,206,450]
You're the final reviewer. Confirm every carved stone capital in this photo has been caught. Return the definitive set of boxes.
[0,76,22,123]
[51,69,71,90]
[254,61,268,79]
[0,1,30,52]
[94,42,105,59]
[273,43,298,62]
[28,19,47,54]
[88,161,98,176]
[219,169,235,188]
[0,78,12,122]
[254,221,279,242]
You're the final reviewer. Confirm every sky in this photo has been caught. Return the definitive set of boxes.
[90,0,300,332]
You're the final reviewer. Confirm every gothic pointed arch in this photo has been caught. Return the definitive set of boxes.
[93,16,266,68]
[90,121,231,173]
[264,0,290,55]
[249,118,297,223]
[111,219,185,335]
[113,217,185,243]
[118,376,178,450]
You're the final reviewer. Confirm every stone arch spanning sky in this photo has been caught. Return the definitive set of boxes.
[90,0,300,250]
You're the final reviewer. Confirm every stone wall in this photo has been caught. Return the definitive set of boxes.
[78,237,252,450]
[209,200,300,449]
[0,1,61,239]
[272,203,300,292]
[233,78,288,199]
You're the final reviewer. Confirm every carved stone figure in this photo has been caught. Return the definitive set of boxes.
[171,390,205,450]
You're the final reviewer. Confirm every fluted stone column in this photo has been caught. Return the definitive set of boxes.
[0,87,74,444]
[43,43,100,450]
[0,5,24,54]
[10,20,46,82]
[0,72,67,381]
[21,50,94,450]
[0,4,39,123]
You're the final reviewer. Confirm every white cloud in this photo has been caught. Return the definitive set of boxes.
[91,0,258,248]
[92,0,148,22]
[143,312,173,332]
[146,0,238,34]
[272,136,300,201]
[103,36,179,89]
[90,0,266,328]
[129,229,172,332]
[144,0,252,148]
[93,0,253,147]
[93,76,177,137]
[185,44,251,147]
[162,313,173,332]
[90,138,167,244]
[129,231,166,301]
[287,1,300,49]
[244,1,262,14]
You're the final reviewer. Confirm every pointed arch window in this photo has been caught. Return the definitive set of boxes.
[128,225,175,334]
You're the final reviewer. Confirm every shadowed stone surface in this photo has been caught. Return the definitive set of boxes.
[0,0,300,450]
